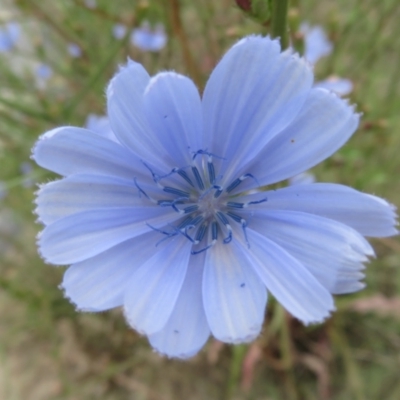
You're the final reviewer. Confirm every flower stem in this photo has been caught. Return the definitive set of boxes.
[270,0,289,49]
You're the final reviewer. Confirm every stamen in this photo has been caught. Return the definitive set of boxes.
[158,197,186,214]
[208,161,216,184]
[183,204,199,214]
[192,166,205,190]
[191,222,216,255]
[177,169,194,187]
[177,215,195,229]
[216,211,233,244]
[134,178,156,203]
[163,186,190,198]
[199,184,222,200]
[246,197,268,206]
[146,223,172,236]
[226,173,259,193]
[194,222,208,244]
[141,161,161,183]
[214,188,223,198]
[226,212,250,248]
[192,149,225,160]
[226,201,244,209]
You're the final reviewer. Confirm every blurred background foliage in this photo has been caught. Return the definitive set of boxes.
[0,0,400,399]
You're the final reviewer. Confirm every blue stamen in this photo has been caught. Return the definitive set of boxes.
[177,169,194,187]
[183,205,199,214]
[195,223,208,243]
[211,221,218,241]
[192,166,205,190]
[141,161,160,183]
[134,178,154,202]
[226,173,259,193]
[192,149,225,161]
[208,161,216,184]
[214,189,223,198]
[226,211,243,223]
[163,186,190,198]
[247,197,268,206]
[226,201,244,209]
[216,211,229,225]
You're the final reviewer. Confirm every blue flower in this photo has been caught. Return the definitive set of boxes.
[131,21,167,52]
[300,23,353,96]
[36,63,53,80]
[67,43,82,58]
[300,23,333,65]
[112,24,127,40]
[0,22,20,53]
[315,76,353,96]
[33,36,397,359]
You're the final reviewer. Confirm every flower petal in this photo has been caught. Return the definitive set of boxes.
[124,237,192,335]
[39,207,178,264]
[36,174,155,225]
[203,240,267,343]
[239,183,398,237]
[240,88,359,190]
[148,252,210,359]
[143,72,203,166]
[248,210,374,294]
[61,232,158,311]
[202,36,313,180]
[314,77,353,96]
[244,229,335,324]
[107,60,170,169]
[33,126,146,179]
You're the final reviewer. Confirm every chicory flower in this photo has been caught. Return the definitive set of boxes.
[33,36,397,359]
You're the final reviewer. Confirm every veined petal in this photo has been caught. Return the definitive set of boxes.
[238,183,398,237]
[244,229,335,324]
[240,88,359,190]
[149,252,210,359]
[124,237,192,335]
[39,207,179,264]
[203,240,267,343]
[36,174,156,225]
[249,210,374,294]
[107,60,170,169]
[61,232,159,311]
[203,36,313,180]
[33,127,146,180]
[144,72,203,166]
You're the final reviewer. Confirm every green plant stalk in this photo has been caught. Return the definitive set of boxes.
[270,0,289,49]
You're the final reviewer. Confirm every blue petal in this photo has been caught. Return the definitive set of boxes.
[149,252,210,359]
[107,60,171,169]
[249,210,374,294]
[143,72,203,166]
[301,24,333,65]
[238,183,398,237]
[39,207,179,264]
[202,36,313,181]
[36,174,156,225]
[314,77,353,96]
[124,237,192,335]
[241,88,359,190]
[244,229,335,324]
[203,240,267,343]
[33,127,146,180]
[61,232,159,311]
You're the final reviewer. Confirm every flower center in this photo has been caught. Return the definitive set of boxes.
[136,151,267,254]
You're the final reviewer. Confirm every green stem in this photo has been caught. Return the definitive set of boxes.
[270,0,289,49]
